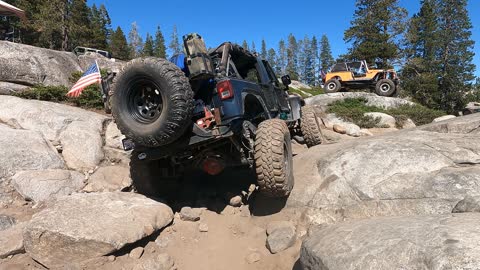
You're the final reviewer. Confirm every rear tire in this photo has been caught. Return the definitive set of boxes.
[324,79,341,93]
[254,119,294,198]
[112,57,194,147]
[375,79,396,97]
[130,150,181,198]
[300,105,324,147]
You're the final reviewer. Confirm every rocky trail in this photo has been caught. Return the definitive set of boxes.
[0,93,479,269]
[1,41,480,270]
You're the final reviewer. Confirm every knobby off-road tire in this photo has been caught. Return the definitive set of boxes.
[300,105,324,147]
[324,79,341,93]
[130,150,181,198]
[375,79,396,97]
[254,119,294,198]
[112,57,194,147]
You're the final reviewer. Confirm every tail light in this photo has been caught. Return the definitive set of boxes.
[217,80,234,100]
[202,157,225,176]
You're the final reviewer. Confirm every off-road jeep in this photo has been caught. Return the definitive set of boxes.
[323,60,399,96]
[109,33,324,198]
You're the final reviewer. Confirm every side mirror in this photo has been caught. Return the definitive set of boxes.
[281,75,291,87]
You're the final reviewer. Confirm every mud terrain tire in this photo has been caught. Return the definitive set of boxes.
[300,105,324,147]
[324,79,341,93]
[375,79,396,97]
[254,119,294,197]
[112,57,194,147]
[130,150,181,198]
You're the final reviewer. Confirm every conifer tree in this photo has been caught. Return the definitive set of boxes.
[169,25,182,55]
[276,39,287,75]
[320,34,334,72]
[260,39,267,59]
[286,34,299,80]
[267,48,277,73]
[110,26,130,60]
[251,41,256,52]
[128,21,143,58]
[68,0,91,50]
[344,0,407,67]
[311,35,319,84]
[242,40,249,50]
[153,26,167,58]
[142,33,155,56]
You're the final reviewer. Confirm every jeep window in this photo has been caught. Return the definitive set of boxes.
[331,63,348,72]
[245,66,261,84]
[262,60,280,87]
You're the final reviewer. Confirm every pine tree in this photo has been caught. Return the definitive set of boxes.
[267,48,277,73]
[286,34,299,80]
[89,4,110,50]
[402,0,440,108]
[260,39,267,59]
[276,39,287,75]
[299,36,315,85]
[242,40,249,50]
[169,25,182,55]
[402,0,475,113]
[153,26,167,58]
[320,34,335,72]
[251,41,256,52]
[68,0,92,50]
[110,26,130,60]
[436,0,475,112]
[142,33,155,56]
[128,22,143,58]
[311,36,319,85]
[344,0,408,67]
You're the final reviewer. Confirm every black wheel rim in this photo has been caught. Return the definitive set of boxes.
[127,78,164,124]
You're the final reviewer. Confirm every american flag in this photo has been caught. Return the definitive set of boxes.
[66,61,102,98]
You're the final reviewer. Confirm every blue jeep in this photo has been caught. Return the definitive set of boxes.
[109,34,323,198]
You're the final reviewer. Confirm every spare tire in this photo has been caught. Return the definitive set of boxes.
[112,58,194,147]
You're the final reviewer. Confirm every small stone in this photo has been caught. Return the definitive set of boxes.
[129,247,144,259]
[333,124,347,134]
[229,195,243,207]
[433,115,456,123]
[107,255,116,262]
[245,252,261,264]
[133,253,174,270]
[199,223,209,232]
[179,207,200,222]
[155,235,171,248]
[266,221,296,254]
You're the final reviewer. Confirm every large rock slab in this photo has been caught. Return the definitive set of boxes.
[78,52,125,73]
[24,192,174,268]
[0,125,65,178]
[12,169,85,203]
[83,166,131,192]
[0,41,81,87]
[300,214,480,270]
[0,96,108,170]
[289,114,480,225]
[0,82,29,95]
[306,92,415,111]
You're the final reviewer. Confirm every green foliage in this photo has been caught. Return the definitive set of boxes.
[128,22,143,59]
[14,85,69,102]
[402,0,476,114]
[344,0,408,67]
[110,26,130,60]
[260,39,267,60]
[169,25,181,55]
[142,33,155,56]
[154,26,167,58]
[327,98,445,128]
[320,34,334,72]
[286,34,299,80]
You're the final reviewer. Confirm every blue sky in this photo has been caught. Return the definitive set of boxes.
[91,0,480,76]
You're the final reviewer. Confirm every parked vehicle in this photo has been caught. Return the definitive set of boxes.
[323,60,400,96]
[108,33,324,198]
[73,46,112,59]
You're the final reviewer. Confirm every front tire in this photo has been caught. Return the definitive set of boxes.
[112,57,194,147]
[324,79,341,93]
[254,119,294,198]
[300,105,324,147]
[375,79,396,96]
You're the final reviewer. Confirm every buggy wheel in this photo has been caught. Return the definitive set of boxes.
[375,79,396,96]
[324,79,341,93]
[254,119,294,198]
